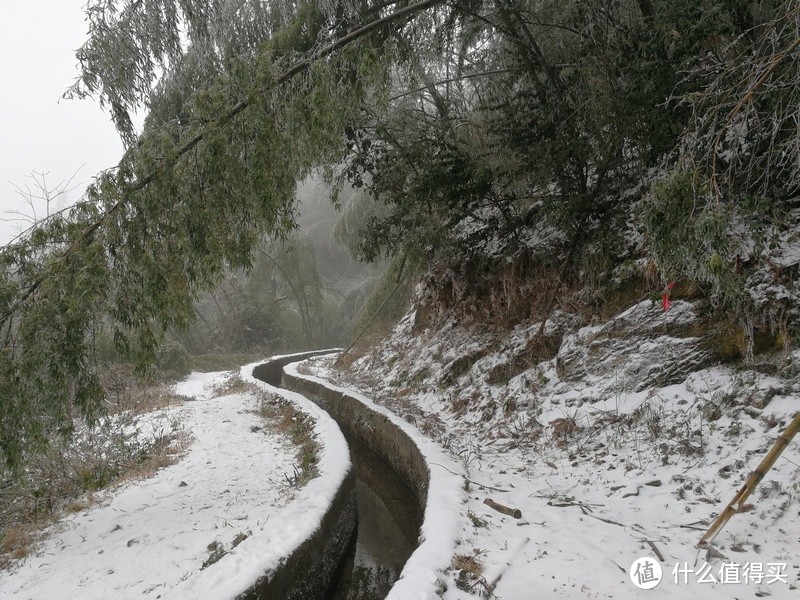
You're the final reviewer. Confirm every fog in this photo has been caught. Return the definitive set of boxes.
[0,3,122,246]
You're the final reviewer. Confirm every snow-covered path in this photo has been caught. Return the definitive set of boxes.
[0,369,349,600]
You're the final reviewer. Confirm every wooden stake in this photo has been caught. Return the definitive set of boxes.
[698,411,800,548]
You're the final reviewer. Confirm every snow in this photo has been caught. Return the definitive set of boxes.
[311,299,800,599]
[0,366,351,600]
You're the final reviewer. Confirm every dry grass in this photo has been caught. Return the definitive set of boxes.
[258,392,319,488]
[292,362,314,376]
[118,388,189,416]
[414,253,575,331]
[452,549,486,593]
[210,374,256,397]
[0,381,188,570]
[102,365,189,416]
[0,525,36,570]
[64,496,96,513]
[335,329,392,369]
[115,431,191,485]
[549,415,583,448]
[451,390,481,416]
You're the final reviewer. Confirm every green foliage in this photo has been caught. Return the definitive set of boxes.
[336,0,747,271]
[154,340,192,378]
[70,0,331,145]
[640,170,743,305]
[2,0,799,468]
[349,253,416,342]
[640,0,800,328]
[333,188,388,259]
[1,0,397,468]
[174,205,374,358]
[671,0,800,206]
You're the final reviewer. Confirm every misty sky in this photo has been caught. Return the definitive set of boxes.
[0,2,123,245]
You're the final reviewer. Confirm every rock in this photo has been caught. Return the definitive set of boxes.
[622,486,641,498]
[556,301,714,392]
[487,334,563,384]
[202,540,227,569]
[702,404,723,421]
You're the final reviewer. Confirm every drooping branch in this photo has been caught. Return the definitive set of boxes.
[678,0,800,204]
[0,0,445,331]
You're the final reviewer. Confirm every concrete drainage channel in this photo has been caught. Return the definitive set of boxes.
[330,433,422,598]
[248,351,462,599]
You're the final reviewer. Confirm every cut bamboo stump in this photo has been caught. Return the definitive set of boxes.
[698,410,800,548]
[484,498,522,519]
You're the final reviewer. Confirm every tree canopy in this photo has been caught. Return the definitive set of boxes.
[1,0,798,468]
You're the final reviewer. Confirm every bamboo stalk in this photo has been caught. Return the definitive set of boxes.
[484,498,523,519]
[698,411,800,548]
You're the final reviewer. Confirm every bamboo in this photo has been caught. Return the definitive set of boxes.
[342,254,407,356]
[484,498,523,519]
[698,411,800,548]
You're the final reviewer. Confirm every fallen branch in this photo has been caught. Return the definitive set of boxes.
[1,0,445,329]
[646,540,665,562]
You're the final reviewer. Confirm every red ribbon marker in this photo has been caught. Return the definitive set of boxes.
[662,281,676,311]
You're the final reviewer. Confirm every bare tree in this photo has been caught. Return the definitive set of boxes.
[2,168,84,246]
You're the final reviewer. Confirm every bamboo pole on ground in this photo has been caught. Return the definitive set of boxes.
[697,411,800,548]
[484,498,523,519]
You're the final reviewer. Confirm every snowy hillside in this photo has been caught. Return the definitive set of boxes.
[316,296,800,598]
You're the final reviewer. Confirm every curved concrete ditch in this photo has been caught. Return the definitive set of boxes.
[247,350,463,599]
[236,351,359,600]
[251,350,424,599]
[330,434,422,599]
[279,357,464,599]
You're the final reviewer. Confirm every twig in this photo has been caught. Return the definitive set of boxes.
[485,536,531,596]
[428,462,509,492]
[582,512,626,528]
[677,521,708,531]
[646,540,665,562]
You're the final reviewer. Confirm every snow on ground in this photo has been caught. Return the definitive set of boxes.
[310,300,800,599]
[0,367,351,600]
